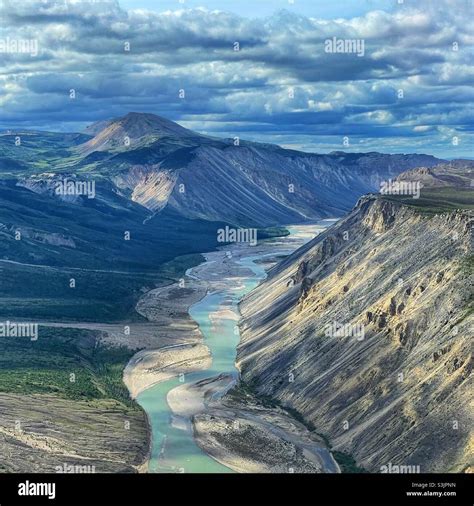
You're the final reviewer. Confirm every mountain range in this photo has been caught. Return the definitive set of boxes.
[1,112,442,227]
[0,113,472,474]
[0,112,449,320]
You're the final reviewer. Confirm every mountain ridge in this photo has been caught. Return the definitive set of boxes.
[237,162,473,472]
[0,112,445,226]
[76,113,445,225]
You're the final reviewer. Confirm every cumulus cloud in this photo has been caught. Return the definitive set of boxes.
[0,0,472,157]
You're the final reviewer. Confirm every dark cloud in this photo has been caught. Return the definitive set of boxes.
[0,0,472,157]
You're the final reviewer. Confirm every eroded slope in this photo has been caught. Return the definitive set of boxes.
[238,192,473,472]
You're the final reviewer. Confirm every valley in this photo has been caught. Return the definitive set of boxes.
[1,4,472,505]
[0,112,471,475]
[128,222,339,473]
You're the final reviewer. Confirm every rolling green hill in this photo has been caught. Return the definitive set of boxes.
[0,180,226,321]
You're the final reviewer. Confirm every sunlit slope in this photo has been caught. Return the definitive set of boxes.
[238,162,473,472]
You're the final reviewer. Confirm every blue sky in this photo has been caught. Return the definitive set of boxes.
[0,0,473,158]
[120,0,396,19]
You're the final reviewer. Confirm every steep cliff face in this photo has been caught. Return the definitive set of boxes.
[238,194,473,472]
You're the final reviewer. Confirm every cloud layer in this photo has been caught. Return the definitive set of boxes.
[0,0,473,157]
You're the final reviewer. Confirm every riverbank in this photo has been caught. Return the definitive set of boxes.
[193,381,338,473]
[125,224,339,473]
[123,248,256,400]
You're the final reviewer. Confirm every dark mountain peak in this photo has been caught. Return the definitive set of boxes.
[79,112,198,154]
[118,111,187,129]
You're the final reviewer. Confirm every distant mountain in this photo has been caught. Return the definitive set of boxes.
[157,147,443,226]
[79,112,202,154]
[237,161,473,472]
[83,114,444,225]
[0,113,444,226]
[394,160,474,189]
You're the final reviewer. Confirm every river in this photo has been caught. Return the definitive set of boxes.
[136,222,336,473]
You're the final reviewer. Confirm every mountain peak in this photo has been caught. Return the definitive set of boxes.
[120,111,177,124]
[80,112,198,154]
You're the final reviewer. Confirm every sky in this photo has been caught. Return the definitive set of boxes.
[0,0,473,158]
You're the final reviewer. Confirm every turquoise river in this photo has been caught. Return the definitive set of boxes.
[136,223,333,473]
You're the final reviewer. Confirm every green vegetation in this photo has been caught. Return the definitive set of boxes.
[0,253,203,322]
[157,253,204,280]
[280,405,317,431]
[237,381,318,428]
[383,187,474,215]
[0,327,138,408]
[0,266,153,322]
[0,132,89,176]
[332,451,368,473]
[0,176,219,321]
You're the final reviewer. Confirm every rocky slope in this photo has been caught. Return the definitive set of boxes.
[0,392,148,473]
[237,166,473,473]
[164,146,441,226]
[394,160,473,189]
